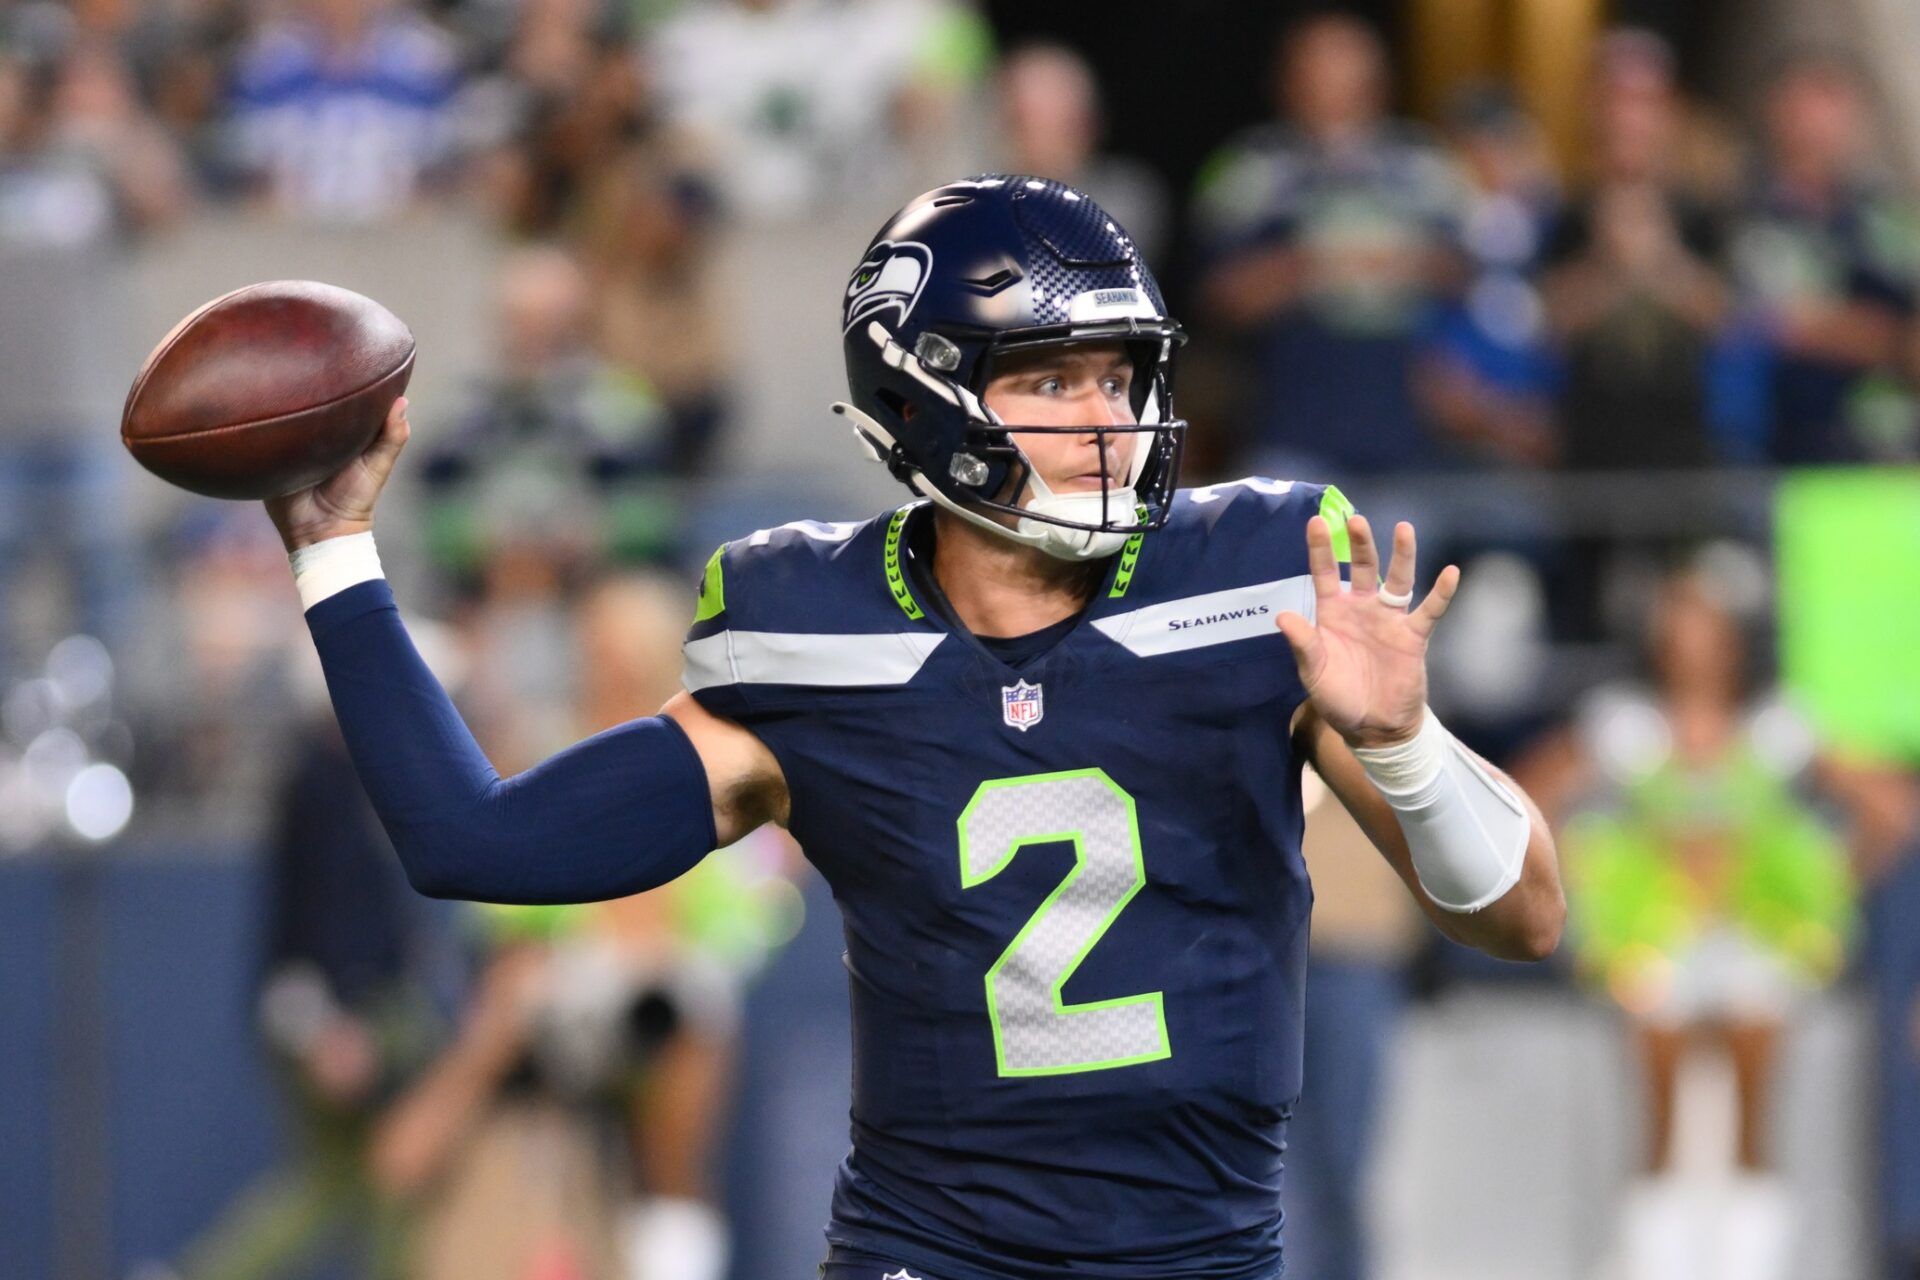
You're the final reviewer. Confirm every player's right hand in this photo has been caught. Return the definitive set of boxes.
[263,396,410,552]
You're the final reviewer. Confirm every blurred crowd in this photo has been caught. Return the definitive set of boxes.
[1,2,1912,496]
[1195,21,1920,478]
[1,3,1915,708]
[1,2,1919,1279]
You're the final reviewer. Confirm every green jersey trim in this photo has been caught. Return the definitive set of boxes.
[694,543,726,622]
[1318,485,1355,563]
[884,506,925,621]
[1108,506,1148,598]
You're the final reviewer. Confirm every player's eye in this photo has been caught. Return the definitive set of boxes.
[1101,375,1127,397]
[1035,376,1064,395]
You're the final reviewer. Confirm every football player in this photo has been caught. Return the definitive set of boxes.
[269,176,1564,1280]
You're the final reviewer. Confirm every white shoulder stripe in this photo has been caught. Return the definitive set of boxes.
[1186,477,1296,505]
[1093,576,1314,657]
[683,629,945,691]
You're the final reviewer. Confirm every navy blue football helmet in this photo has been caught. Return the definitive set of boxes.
[833,175,1187,559]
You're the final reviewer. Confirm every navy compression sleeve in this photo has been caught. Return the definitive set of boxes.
[303,578,719,904]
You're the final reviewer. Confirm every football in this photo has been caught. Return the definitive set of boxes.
[121,280,415,500]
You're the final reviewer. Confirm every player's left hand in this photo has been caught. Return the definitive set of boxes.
[1276,515,1460,749]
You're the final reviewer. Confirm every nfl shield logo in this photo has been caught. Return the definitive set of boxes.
[1002,679,1044,732]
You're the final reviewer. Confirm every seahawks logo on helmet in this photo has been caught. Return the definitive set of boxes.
[844,240,933,333]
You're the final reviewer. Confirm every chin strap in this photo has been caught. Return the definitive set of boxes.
[832,399,1131,561]
[1019,486,1137,559]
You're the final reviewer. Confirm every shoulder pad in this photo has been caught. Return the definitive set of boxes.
[682,506,941,706]
[1115,477,1352,604]
[1174,476,1354,562]
[685,507,926,642]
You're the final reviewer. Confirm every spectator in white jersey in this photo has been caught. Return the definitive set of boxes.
[647,0,990,223]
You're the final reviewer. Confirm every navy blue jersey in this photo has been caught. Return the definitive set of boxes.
[684,477,1355,1280]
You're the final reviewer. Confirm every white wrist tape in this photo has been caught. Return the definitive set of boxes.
[1351,707,1529,913]
[289,530,384,610]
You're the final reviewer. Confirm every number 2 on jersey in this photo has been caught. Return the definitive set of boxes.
[957,769,1172,1077]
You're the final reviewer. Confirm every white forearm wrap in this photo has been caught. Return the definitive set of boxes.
[1351,707,1529,913]
[289,530,384,610]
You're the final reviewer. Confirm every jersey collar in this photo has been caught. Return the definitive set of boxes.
[892,503,1135,675]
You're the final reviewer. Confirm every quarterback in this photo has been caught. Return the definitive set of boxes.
[269,177,1564,1279]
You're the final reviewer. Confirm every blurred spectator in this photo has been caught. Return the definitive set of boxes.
[118,0,240,165]
[1413,85,1560,468]
[1516,564,1854,1280]
[1540,29,1730,471]
[0,19,188,668]
[647,0,992,223]
[5,18,190,230]
[994,42,1166,264]
[368,931,629,1280]
[420,243,684,586]
[383,901,739,1280]
[1729,50,1920,465]
[576,138,731,478]
[1825,761,1920,1277]
[122,509,305,838]
[1284,768,1424,1280]
[167,702,463,1280]
[1193,14,1466,478]
[465,0,649,238]
[220,0,462,223]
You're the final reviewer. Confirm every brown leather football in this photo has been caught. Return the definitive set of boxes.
[122,280,415,500]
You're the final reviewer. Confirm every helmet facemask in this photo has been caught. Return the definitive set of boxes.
[834,316,1188,561]
[968,324,1185,558]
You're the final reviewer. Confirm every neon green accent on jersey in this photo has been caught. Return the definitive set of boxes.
[1318,485,1355,563]
[1108,505,1148,598]
[693,543,726,623]
[1777,469,1920,762]
[957,769,1172,1077]
[1108,535,1144,597]
[884,507,925,621]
